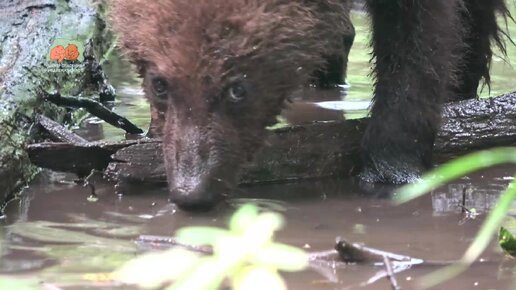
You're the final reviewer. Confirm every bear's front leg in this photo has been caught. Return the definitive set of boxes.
[311,0,355,90]
[360,0,463,184]
[451,0,509,102]
[313,32,355,89]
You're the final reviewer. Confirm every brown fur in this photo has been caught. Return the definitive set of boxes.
[110,0,349,96]
[110,0,351,209]
[110,0,511,209]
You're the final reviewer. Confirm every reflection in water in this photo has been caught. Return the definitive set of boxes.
[432,182,509,216]
[73,118,106,141]
[0,165,514,288]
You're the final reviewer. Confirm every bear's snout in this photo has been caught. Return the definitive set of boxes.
[169,176,227,211]
[162,121,236,211]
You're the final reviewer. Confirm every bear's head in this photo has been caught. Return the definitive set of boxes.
[110,0,348,210]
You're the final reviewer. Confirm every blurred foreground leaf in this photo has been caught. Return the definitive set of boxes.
[233,266,286,290]
[499,227,516,257]
[115,204,307,290]
[176,227,228,246]
[394,147,516,204]
[115,248,201,289]
[230,204,260,233]
[393,147,516,288]
[420,176,516,288]
[252,244,308,272]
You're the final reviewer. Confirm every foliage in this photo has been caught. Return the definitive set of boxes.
[394,147,516,288]
[499,227,516,257]
[394,147,516,204]
[115,204,308,290]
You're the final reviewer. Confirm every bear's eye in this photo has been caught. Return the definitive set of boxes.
[151,77,169,99]
[227,83,247,103]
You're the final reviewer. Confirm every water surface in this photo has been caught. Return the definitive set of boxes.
[1,9,516,290]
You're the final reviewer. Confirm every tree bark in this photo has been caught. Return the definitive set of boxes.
[0,0,114,197]
[27,92,516,185]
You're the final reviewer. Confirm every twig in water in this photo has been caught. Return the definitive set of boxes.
[43,92,144,135]
[383,255,402,290]
[136,235,213,254]
[74,170,103,197]
[335,238,421,264]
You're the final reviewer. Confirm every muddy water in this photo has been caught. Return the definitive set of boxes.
[1,166,515,289]
[2,9,516,290]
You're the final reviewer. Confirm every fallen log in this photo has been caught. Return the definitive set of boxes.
[36,114,88,144]
[27,92,516,185]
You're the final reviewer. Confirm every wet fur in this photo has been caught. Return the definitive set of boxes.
[110,0,512,207]
[110,0,351,136]
[360,0,511,183]
[452,0,513,100]
[110,0,351,208]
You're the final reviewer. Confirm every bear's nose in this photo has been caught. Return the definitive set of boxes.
[169,178,228,211]
[170,187,216,211]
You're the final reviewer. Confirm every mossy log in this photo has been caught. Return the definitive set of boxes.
[0,0,114,197]
[27,92,516,186]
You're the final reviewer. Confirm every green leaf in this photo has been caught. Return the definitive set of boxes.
[461,180,516,264]
[251,212,285,238]
[251,243,308,272]
[116,203,307,290]
[499,227,516,257]
[395,148,516,204]
[229,204,260,233]
[175,227,229,246]
[167,259,225,290]
[420,178,516,289]
[115,248,200,289]
[232,266,287,290]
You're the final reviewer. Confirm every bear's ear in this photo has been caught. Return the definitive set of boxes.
[108,0,163,63]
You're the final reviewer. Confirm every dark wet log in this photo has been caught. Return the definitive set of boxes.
[36,114,87,144]
[27,92,516,185]
[437,93,516,152]
[27,140,142,177]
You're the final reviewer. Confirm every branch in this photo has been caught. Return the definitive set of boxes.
[43,92,144,135]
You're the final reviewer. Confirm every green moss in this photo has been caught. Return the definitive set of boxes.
[0,0,114,198]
